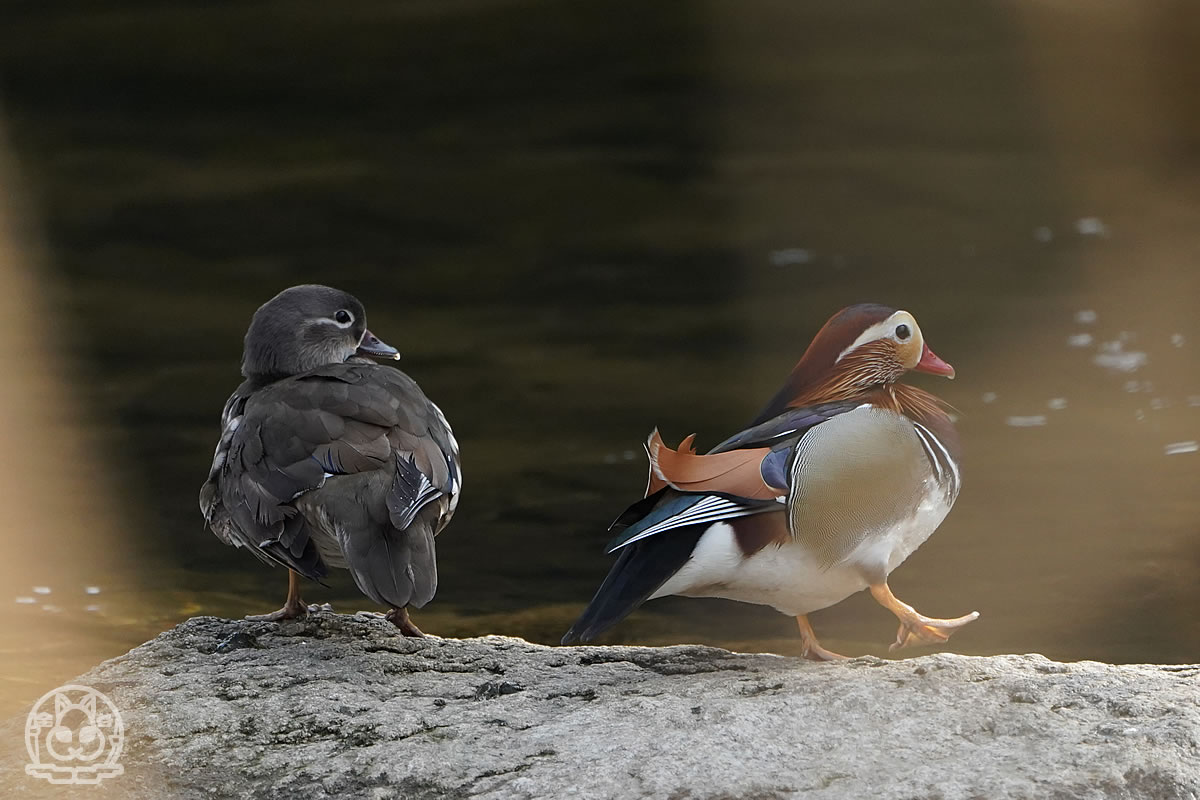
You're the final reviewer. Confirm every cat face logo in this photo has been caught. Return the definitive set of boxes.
[25,684,124,785]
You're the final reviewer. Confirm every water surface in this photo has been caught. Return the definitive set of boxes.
[0,0,1197,717]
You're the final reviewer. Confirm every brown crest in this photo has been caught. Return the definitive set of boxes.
[751,304,900,424]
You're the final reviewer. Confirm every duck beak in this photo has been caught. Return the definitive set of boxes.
[915,343,955,378]
[356,329,401,360]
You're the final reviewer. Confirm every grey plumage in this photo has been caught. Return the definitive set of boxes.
[200,285,460,616]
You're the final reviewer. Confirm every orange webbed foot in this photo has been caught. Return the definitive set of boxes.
[889,610,980,651]
[796,614,849,661]
[869,582,979,651]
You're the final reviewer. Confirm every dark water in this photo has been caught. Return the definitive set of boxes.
[1,0,1198,715]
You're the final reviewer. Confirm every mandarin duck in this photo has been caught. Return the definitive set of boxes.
[199,285,461,635]
[562,304,977,659]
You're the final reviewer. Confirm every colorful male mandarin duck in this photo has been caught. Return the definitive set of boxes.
[562,304,977,659]
[200,285,461,636]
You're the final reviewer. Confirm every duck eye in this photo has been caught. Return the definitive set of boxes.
[895,324,911,341]
[334,310,353,326]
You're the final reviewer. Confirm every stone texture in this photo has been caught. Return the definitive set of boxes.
[1,613,1197,799]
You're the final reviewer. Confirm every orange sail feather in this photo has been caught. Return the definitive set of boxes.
[644,429,780,500]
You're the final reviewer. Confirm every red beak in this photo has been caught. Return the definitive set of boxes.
[915,343,955,378]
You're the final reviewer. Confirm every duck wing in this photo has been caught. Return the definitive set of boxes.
[605,400,862,553]
[201,364,459,591]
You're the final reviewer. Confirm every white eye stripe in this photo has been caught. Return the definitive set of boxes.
[835,311,919,363]
[316,313,356,329]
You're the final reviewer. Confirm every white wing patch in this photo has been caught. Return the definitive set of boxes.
[392,468,442,531]
[609,495,773,552]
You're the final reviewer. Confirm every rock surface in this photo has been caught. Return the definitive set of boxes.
[1,613,1197,799]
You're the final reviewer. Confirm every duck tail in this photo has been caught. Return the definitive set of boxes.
[560,526,703,645]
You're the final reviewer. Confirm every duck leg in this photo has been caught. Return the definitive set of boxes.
[795,615,848,661]
[246,569,309,621]
[869,582,979,651]
[385,606,426,637]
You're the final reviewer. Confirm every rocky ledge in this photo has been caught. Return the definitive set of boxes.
[1,613,1197,799]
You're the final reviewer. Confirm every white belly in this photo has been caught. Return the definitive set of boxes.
[650,485,953,617]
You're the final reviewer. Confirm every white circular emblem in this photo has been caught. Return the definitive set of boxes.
[24,684,125,785]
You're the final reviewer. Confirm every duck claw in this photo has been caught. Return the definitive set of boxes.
[889,610,980,651]
[795,614,850,661]
[245,603,308,622]
[386,607,427,637]
[803,641,850,662]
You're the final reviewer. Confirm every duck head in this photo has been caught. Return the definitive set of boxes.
[753,304,955,423]
[240,284,400,380]
[820,304,954,382]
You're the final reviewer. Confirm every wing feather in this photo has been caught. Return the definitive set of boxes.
[603,400,866,553]
[200,364,460,590]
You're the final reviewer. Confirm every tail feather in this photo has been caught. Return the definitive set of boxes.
[561,526,703,645]
[344,520,438,610]
[258,514,329,582]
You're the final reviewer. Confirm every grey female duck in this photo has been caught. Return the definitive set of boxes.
[200,285,461,635]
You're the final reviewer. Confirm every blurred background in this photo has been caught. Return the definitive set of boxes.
[0,0,1197,717]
